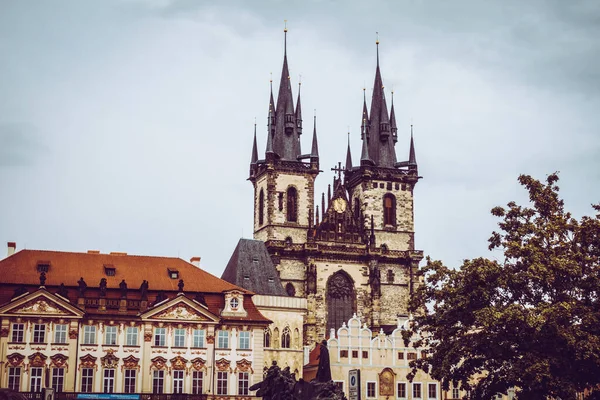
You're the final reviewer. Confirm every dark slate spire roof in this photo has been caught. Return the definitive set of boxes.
[266,108,275,155]
[408,124,417,168]
[360,122,373,166]
[221,239,287,296]
[361,88,369,140]
[296,82,303,135]
[311,114,319,158]
[390,91,398,143]
[272,28,301,161]
[345,132,353,170]
[251,122,258,165]
[365,39,397,168]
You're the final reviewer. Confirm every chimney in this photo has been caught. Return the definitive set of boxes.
[190,257,201,267]
[7,242,16,257]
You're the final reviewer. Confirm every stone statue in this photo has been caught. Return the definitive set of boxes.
[316,340,332,383]
[139,280,149,300]
[306,264,317,295]
[57,283,68,298]
[39,271,46,286]
[369,265,381,298]
[99,278,107,297]
[77,277,87,296]
[155,291,167,305]
[119,279,128,298]
[178,279,184,292]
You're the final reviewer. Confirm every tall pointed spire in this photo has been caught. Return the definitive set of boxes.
[251,120,258,164]
[296,80,303,136]
[310,112,319,158]
[345,132,353,171]
[390,91,398,143]
[408,124,417,169]
[361,88,369,140]
[266,107,274,156]
[361,119,373,166]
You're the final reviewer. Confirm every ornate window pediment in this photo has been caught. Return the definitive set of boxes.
[150,356,167,371]
[79,354,97,370]
[235,359,253,374]
[170,356,188,371]
[215,358,231,372]
[122,355,140,370]
[190,357,206,372]
[7,353,25,368]
[101,349,119,369]
[28,352,47,368]
[50,353,69,370]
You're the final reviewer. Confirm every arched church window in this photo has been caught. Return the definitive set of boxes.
[286,187,298,222]
[259,189,265,225]
[327,272,355,332]
[383,193,396,226]
[285,282,296,297]
[263,328,271,348]
[273,327,279,348]
[293,328,300,348]
[281,327,291,349]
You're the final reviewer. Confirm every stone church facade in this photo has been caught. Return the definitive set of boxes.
[247,30,423,345]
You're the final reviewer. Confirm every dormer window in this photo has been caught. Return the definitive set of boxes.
[168,269,179,279]
[36,262,50,273]
[230,298,239,310]
[104,265,116,276]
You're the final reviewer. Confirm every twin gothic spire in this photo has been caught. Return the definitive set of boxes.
[250,30,416,173]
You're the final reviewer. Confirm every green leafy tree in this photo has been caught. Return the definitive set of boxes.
[406,173,600,400]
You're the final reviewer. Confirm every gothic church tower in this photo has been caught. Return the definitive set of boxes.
[248,31,422,344]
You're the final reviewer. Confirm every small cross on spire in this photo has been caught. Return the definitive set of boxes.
[331,162,344,180]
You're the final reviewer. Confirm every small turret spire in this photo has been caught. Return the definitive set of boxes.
[327,184,331,209]
[311,111,319,158]
[390,91,398,143]
[361,88,369,140]
[266,108,274,155]
[361,119,373,165]
[296,80,303,136]
[345,131,353,171]
[251,120,258,164]
[321,193,325,221]
[408,124,417,169]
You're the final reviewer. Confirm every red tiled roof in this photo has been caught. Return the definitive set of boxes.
[0,249,246,294]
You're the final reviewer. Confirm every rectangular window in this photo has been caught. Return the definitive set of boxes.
[217,371,228,395]
[54,324,68,344]
[362,350,369,358]
[428,383,438,399]
[352,350,359,358]
[407,352,417,360]
[192,371,203,394]
[33,324,46,343]
[124,370,136,393]
[8,367,21,391]
[366,381,376,398]
[173,370,184,393]
[238,331,250,349]
[340,350,348,358]
[154,327,166,346]
[30,367,43,392]
[238,372,249,395]
[105,326,117,345]
[11,323,24,343]
[103,369,115,393]
[452,388,460,399]
[193,329,205,348]
[52,368,65,392]
[397,382,407,398]
[81,368,94,392]
[398,351,404,360]
[126,327,138,346]
[217,330,229,349]
[174,328,186,347]
[413,383,422,399]
[153,370,164,394]
[83,326,96,345]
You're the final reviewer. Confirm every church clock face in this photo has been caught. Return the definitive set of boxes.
[333,198,347,213]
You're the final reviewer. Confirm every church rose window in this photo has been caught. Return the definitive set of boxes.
[327,272,355,332]
[286,187,298,222]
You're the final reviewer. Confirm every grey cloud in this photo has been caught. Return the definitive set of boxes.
[0,123,47,167]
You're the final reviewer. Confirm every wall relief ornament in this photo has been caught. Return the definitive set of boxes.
[235,359,253,373]
[15,299,65,315]
[206,335,215,344]
[101,349,119,369]
[150,356,167,371]
[215,358,231,372]
[190,357,206,372]
[1,328,9,337]
[170,356,188,371]
[50,354,69,370]
[79,354,98,370]
[69,329,78,339]
[144,332,152,342]
[122,355,140,370]
[28,352,47,368]
[378,367,395,397]
[7,353,25,367]
[155,304,204,321]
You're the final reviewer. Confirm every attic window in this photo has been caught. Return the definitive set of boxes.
[244,275,250,280]
[268,278,274,283]
[104,266,116,276]
[252,257,259,263]
[168,269,179,279]
[36,263,50,273]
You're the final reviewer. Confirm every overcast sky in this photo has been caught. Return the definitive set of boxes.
[1,0,599,278]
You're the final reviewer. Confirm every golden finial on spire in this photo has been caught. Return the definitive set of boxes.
[270,72,272,83]
[299,74,302,85]
[376,31,379,45]
[284,20,288,33]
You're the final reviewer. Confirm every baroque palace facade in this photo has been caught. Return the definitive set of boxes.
[0,244,270,398]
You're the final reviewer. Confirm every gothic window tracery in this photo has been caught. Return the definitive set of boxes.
[258,189,265,225]
[327,271,355,332]
[281,327,291,349]
[263,328,271,348]
[285,282,296,297]
[383,193,396,226]
[286,187,298,222]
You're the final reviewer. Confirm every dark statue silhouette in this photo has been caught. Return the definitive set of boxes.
[250,341,346,400]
